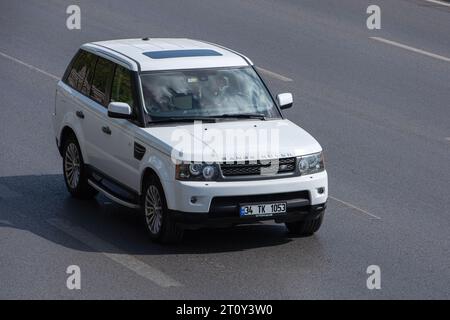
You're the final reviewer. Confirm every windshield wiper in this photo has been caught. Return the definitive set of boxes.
[148,117,217,124]
[214,113,267,120]
[148,113,267,124]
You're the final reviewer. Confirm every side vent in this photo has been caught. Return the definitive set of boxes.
[134,142,146,160]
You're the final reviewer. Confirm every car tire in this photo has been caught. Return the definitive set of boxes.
[285,213,324,236]
[62,135,98,199]
[142,175,184,244]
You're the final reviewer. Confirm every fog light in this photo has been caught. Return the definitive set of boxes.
[190,196,198,204]
[317,187,325,194]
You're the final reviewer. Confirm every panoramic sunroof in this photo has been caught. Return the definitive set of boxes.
[143,49,223,59]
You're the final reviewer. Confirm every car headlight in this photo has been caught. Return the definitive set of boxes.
[176,163,219,181]
[297,152,324,175]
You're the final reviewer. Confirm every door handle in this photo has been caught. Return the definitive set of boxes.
[76,110,84,119]
[101,126,111,135]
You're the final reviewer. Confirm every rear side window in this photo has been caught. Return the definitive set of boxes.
[111,65,135,109]
[79,53,97,95]
[66,50,97,92]
[90,57,115,106]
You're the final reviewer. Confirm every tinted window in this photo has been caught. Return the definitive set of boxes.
[66,50,96,92]
[80,53,97,95]
[90,57,115,106]
[111,65,135,109]
[66,51,86,90]
[143,49,222,59]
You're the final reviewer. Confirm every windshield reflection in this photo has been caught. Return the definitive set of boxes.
[140,67,280,119]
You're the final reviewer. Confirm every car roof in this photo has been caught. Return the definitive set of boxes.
[83,38,252,72]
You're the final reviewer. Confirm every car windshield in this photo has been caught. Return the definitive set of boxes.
[140,67,281,120]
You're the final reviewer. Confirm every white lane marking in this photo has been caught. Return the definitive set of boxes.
[370,37,450,63]
[329,196,381,220]
[0,50,60,80]
[47,218,182,288]
[256,67,293,82]
[0,184,21,198]
[423,0,450,7]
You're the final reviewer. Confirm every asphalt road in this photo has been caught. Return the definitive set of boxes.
[0,0,449,299]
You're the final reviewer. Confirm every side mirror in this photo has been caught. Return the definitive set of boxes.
[107,102,133,119]
[277,93,293,110]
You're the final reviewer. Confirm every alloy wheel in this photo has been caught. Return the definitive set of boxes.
[144,185,163,234]
[64,143,81,189]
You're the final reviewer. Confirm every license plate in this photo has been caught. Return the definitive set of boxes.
[239,202,287,217]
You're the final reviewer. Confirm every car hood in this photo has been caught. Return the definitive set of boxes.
[140,119,322,162]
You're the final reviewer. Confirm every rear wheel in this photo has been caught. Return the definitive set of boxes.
[142,175,183,243]
[62,135,97,199]
[285,213,324,236]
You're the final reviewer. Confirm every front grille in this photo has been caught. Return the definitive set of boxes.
[220,157,296,177]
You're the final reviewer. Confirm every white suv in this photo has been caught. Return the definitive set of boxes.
[53,38,328,243]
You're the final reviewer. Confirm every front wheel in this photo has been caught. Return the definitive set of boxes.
[142,176,183,243]
[285,213,324,236]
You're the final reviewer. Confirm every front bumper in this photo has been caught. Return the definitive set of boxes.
[162,170,328,213]
[171,202,326,229]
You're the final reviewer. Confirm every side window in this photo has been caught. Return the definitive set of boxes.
[80,53,97,95]
[90,57,115,106]
[111,65,136,110]
[66,51,87,90]
[66,50,97,93]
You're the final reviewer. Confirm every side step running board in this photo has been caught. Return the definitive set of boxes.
[88,179,140,209]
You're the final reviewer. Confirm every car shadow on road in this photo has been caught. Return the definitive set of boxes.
[0,174,318,255]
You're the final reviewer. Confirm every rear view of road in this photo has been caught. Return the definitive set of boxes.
[0,0,449,299]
